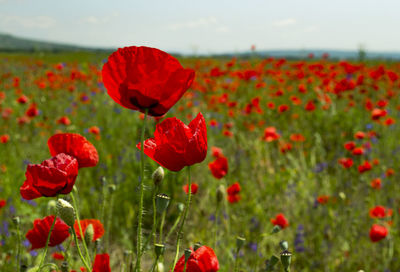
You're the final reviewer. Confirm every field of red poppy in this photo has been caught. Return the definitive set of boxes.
[1,50,400,272]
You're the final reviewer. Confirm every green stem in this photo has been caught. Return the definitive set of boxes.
[234,249,239,272]
[165,210,183,243]
[16,220,21,271]
[136,109,148,271]
[72,229,92,272]
[158,211,166,244]
[152,187,158,246]
[171,166,192,271]
[37,198,58,272]
[70,192,91,268]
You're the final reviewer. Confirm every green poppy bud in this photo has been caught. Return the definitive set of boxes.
[280,240,289,251]
[56,199,75,227]
[155,243,165,258]
[152,167,164,185]
[84,224,94,244]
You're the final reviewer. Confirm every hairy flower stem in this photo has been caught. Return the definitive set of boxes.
[152,187,158,246]
[71,192,91,267]
[136,109,148,271]
[37,197,58,272]
[171,166,192,271]
[72,229,91,272]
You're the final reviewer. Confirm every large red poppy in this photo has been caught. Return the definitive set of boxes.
[26,215,70,250]
[174,245,219,272]
[74,219,105,242]
[102,46,195,117]
[48,133,99,168]
[92,253,111,272]
[20,153,78,200]
[137,112,207,171]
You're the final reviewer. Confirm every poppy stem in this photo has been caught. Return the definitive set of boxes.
[70,191,91,267]
[14,218,21,271]
[171,166,192,271]
[72,228,92,272]
[136,108,148,271]
[158,210,166,244]
[37,198,58,272]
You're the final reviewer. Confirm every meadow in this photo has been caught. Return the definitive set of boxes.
[0,50,400,272]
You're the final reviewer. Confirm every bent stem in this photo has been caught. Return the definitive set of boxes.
[71,192,91,267]
[37,197,58,272]
[171,166,192,271]
[136,109,148,271]
[72,228,92,272]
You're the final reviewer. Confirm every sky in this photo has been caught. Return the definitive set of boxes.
[0,0,399,55]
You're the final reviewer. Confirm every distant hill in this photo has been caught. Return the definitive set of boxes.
[0,33,113,53]
[1,33,400,60]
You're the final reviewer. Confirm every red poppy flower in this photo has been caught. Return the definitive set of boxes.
[20,153,78,200]
[370,178,381,189]
[263,127,280,142]
[344,141,356,151]
[352,147,364,156]
[174,245,219,272]
[92,253,111,272]
[0,134,9,143]
[0,199,6,209]
[208,156,228,179]
[26,215,70,250]
[211,146,223,158]
[52,252,65,260]
[48,133,99,168]
[102,46,195,117]
[317,195,329,204]
[358,161,372,173]
[26,103,39,118]
[74,219,105,242]
[56,116,71,126]
[183,183,199,194]
[290,134,305,142]
[371,108,387,120]
[369,224,388,242]
[338,158,353,168]
[88,126,101,135]
[137,112,207,172]
[270,213,289,229]
[227,182,241,203]
[369,206,392,218]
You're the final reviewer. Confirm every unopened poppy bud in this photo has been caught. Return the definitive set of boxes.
[184,248,192,262]
[152,167,164,185]
[265,255,279,271]
[280,240,289,251]
[236,236,246,250]
[84,224,94,244]
[108,184,116,194]
[154,243,165,258]
[193,242,202,251]
[178,203,185,212]
[47,200,57,214]
[216,185,225,203]
[280,250,292,272]
[61,261,69,272]
[56,199,75,227]
[271,225,281,234]
[12,216,20,225]
[156,194,170,214]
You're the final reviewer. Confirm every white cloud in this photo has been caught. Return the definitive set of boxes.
[82,12,119,25]
[166,16,229,32]
[0,15,55,29]
[272,18,297,27]
[303,26,318,33]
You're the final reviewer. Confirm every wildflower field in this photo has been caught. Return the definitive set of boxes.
[1,49,400,272]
